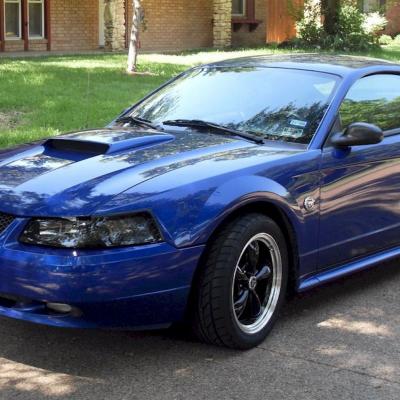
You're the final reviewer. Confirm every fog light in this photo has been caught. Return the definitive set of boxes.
[46,303,72,314]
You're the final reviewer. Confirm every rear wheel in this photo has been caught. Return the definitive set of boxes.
[192,213,288,349]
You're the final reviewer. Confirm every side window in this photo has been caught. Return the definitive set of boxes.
[232,0,246,16]
[340,74,400,133]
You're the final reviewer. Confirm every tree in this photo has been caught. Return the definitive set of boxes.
[289,0,341,36]
[321,0,340,35]
[127,0,142,74]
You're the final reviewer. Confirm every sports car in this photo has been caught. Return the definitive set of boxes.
[0,54,399,349]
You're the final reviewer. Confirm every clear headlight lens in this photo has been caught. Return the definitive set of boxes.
[20,213,163,249]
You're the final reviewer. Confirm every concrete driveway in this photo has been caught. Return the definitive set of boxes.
[0,261,399,400]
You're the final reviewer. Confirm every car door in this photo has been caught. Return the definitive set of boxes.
[318,73,400,270]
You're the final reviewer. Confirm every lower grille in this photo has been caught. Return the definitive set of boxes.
[0,212,15,234]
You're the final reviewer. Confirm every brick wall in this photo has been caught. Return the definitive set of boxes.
[51,0,99,51]
[28,39,48,52]
[127,0,214,52]
[3,40,24,52]
[3,39,47,52]
[232,0,266,46]
[0,0,273,54]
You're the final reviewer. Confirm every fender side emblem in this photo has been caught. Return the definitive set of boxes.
[304,196,316,211]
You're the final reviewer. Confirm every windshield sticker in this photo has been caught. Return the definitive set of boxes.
[290,119,308,128]
[281,127,304,138]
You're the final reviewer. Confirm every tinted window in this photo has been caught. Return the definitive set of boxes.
[340,74,400,132]
[132,67,339,144]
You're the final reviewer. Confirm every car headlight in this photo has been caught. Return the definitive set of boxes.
[19,213,163,249]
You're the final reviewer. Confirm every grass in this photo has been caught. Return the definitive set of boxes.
[0,54,185,148]
[1,44,400,149]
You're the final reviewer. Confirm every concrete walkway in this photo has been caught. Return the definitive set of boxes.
[0,260,398,399]
[0,50,118,59]
[0,48,294,65]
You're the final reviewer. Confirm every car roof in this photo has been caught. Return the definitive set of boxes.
[204,53,400,77]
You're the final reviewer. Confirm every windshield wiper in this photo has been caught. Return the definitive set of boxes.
[116,115,162,131]
[162,119,264,144]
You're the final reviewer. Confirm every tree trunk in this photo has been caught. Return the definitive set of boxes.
[321,0,340,35]
[127,0,142,74]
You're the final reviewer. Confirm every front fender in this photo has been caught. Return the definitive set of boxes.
[194,175,303,245]
[96,160,320,278]
[189,173,319,278]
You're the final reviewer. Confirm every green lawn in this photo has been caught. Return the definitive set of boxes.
[0,55,185,149]
[0,45,400,149]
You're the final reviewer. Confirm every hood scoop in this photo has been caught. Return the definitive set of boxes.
[44,133,175,156]
[45,138,108,155]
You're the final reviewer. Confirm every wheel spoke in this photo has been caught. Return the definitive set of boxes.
[256,265,272,281]
[246,242,260,273]
[248,290,262,319]
[234,289,249,318]
[236,266,249,282]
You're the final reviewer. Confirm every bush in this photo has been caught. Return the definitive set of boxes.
[294,0,380,51]
[337,3,365,37]
[295,0,324,45]
[394,34,400,44]
[331,3,377,51]
[379,34,393,45]
[363,12,388,36]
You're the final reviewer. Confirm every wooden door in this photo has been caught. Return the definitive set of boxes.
[266,0,304,43]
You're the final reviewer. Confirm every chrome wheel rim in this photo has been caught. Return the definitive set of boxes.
[232,233,282,335]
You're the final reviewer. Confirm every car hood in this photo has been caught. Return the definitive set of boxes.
[0,128,297,217]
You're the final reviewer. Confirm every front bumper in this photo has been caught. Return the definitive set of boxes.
[0,218,204,329]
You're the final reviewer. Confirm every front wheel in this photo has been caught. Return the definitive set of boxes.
[192,213,288,349]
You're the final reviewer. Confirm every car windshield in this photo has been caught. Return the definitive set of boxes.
[131,67,340,144]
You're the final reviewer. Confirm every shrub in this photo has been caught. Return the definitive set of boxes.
[394,34,400,44]
[362,12,388,36]
[332,3,377,50]
[294,1,379,51]
[379,34,393,45]
[337,3,365,37]
[295,0,324,46]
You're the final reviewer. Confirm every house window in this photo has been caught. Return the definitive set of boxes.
[232,0,246,16]
[360,0,386,12]
[4,0,21,39]
[28,0,44,38]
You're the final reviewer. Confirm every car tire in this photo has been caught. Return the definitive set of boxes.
[192,213,288,350]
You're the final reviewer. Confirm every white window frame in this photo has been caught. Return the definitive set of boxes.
[28,0,44,39]
[232,0,246,17]
[4,0,21,40]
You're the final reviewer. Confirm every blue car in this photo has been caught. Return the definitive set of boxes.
[0,54,399,349]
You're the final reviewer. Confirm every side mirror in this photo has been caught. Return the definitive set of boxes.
[331,122,384,149]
